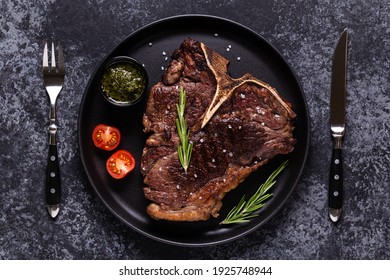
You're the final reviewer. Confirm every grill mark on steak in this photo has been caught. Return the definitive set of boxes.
[141,38,296,221]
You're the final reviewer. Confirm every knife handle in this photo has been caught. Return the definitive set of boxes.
[329,148,343,209]
[46,144,61,206]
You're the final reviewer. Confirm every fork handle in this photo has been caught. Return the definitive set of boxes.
[46,144,61,206]
[46,122,61,209]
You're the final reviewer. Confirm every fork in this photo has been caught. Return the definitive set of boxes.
[43,42,65,218]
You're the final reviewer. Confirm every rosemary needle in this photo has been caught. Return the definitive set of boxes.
[220,160,289,225]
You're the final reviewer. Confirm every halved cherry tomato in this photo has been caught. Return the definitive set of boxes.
[106,150,135,179]
[92,124,121,151]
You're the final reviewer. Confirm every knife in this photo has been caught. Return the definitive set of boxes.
[329,28,348,222]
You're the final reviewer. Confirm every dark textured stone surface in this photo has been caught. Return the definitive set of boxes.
[0,0,389,259]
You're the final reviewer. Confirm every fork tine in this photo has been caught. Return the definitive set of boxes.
[43,42,49,71]
[57,43,65,75]
[51,42,56,68]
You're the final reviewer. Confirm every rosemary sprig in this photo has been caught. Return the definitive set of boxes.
[176,86,193,173]
[220,160,289,225]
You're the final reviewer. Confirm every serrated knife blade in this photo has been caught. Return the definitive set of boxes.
[329,28,348,223]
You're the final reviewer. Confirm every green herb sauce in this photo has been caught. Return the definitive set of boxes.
[101,63,146,104]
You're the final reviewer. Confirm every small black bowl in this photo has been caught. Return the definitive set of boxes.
[97,56,148,107]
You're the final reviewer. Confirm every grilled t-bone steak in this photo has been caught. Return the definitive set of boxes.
[141,38,296,221]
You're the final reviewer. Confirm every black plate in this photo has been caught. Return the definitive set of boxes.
[78,15,309,246]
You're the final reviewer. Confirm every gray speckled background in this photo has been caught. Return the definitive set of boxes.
[0,0,389,259]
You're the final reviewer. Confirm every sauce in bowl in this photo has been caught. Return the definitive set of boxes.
[98,56,148,106]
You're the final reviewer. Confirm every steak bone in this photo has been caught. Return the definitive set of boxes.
[200,42,296,128]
